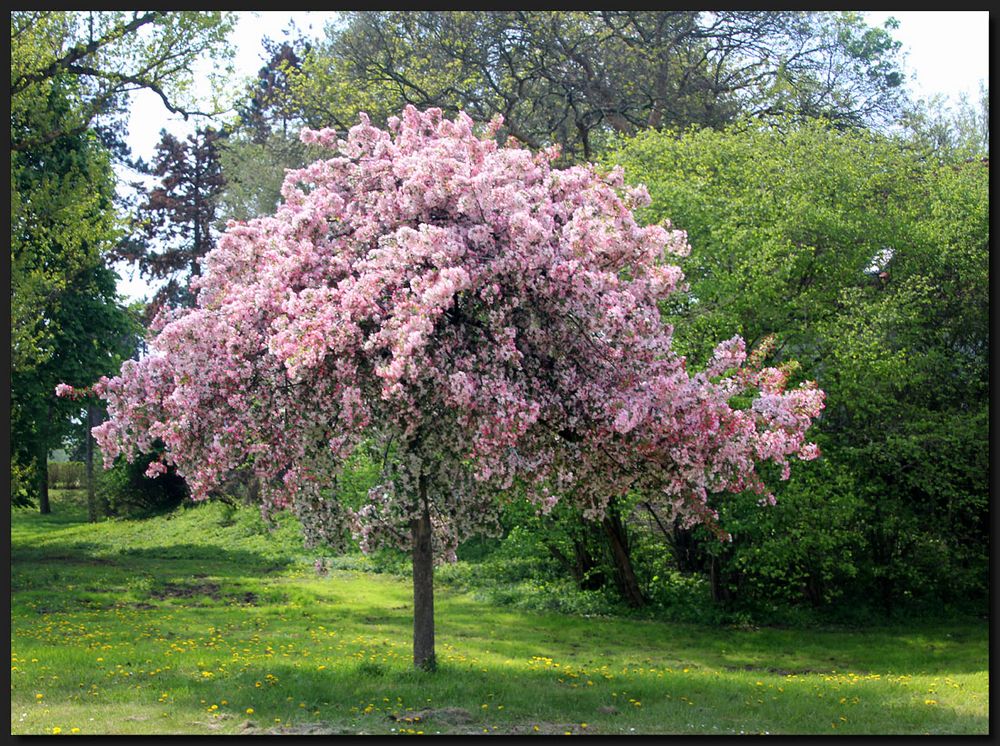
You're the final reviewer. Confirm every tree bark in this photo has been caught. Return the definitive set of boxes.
[37,441,51,515]
[87,404,108,523]
[38,399,52,514]
[601,507,645,608]
[411,478,436,671]
[85,404,97,522]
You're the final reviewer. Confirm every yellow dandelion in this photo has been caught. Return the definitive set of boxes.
[52,727,62,734]
[246,708,254,715]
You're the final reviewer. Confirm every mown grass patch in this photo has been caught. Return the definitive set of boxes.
[10,491,988,735]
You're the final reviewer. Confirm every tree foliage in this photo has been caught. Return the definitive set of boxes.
[10,11,235,153]
[609,117,988,613]
[284,11,905,161]
[118,126,228,316]
[217,35,325,225]
[899,83,989,164]
[11,76,121,375]
[610,118,921,368]
[234,33,314,144]
[11,257,142,509]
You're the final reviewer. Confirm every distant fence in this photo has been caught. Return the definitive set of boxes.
[48,461,87,489]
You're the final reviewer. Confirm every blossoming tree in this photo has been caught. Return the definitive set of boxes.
[65,107,823,670]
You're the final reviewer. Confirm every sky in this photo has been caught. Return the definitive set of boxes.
[115,10,991,302]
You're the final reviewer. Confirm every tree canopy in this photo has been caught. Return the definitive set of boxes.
[117,126,228,317]
[76,108,823,666]
[10,11,235,153]
[284,11,905,161]
[609,118,988,611]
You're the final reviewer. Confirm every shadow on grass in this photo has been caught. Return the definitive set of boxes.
[12,540,290,575]
[200,655,990,735]
[11,539,294,615]
[11,532,988,677]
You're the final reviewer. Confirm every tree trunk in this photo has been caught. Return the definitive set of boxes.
[86,404,95,521]
[38,397,52,514]
[601,507,645,608]
[709,555,732,603]
[411,479,436,671]
[85,404,99,522]
[37,440,51,515]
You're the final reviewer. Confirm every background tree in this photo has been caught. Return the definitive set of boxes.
[11,260,142,513]
[285,11,905,161]
[84,108,822,669]
[817,157,988,612]
[10,11,235,154]
[235,33,313,144]
[11,75,118,376]
[9,65,144,512]
[899,83,989,164]
[118,126,227,317]
[11,12,234,510]
[608,116,988,615]
[218,34,324,224]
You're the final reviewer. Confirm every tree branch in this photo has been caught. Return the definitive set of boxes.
[11,11,164,94]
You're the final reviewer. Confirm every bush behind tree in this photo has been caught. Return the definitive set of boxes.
[605,116,988,618]
[96,449,188,518]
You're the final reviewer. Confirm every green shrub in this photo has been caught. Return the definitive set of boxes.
[606,118,988,619]
[10,458,35,508]
[96,451,188,518]
[47,461,86,489]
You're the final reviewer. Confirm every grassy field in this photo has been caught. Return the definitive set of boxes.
[10,490,989,735]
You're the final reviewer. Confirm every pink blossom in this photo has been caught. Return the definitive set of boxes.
[89,106,823,557]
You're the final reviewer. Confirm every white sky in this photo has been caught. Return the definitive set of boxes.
[115,10,991,303]
[864,11,989,101]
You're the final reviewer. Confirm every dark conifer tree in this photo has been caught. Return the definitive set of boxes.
[121,126,227,318]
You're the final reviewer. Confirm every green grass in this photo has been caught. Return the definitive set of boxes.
[10,490,988,735]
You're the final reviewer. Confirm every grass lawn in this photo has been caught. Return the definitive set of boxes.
[10,490,989,735]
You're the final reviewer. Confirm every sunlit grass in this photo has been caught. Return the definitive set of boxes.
[10,490,988,735]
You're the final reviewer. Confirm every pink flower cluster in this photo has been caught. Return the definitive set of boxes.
[54,383,77,399]
[91,106,823,556]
